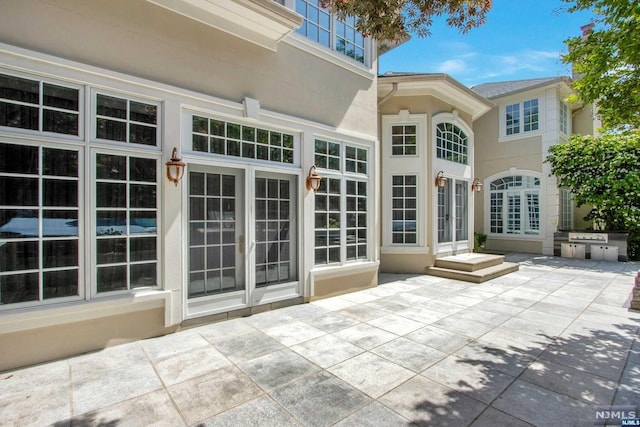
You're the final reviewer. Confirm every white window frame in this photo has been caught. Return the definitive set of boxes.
[313,138,370,266]
[559,188,574,231]
[90,148,162,297]
[485,171,544,239]
[294,0,369,66]
[559,101,569,135]
[91,89,161,150]
[0,69,85,141]
[0,140,85,311]
[500,97,542,140]
[436,122,469,165]
[391,174,418,245]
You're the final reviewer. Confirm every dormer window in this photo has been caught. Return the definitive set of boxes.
[295,0,366,64]
[505,98,539,136]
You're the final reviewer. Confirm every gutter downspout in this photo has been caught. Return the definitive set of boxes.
[378,82,398,106]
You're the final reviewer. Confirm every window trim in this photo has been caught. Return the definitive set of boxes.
[91,89,162,150]
[559,101,569,135]
[484,171,545,239]
[313,138,371,267]
[499,97,543,141]
[0,140,85,311]
[90,148,162,298]
[0,69,85,141]
[293,1,371,68]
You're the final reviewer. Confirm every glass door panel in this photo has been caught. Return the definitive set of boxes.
[455,180,468,241]
[254,174,297,288]
[188,170,244,298]
[437,180,452,243]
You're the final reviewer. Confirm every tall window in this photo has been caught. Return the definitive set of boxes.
[559,101,569,134]
[392,175,417,244]
[95,154,158,293]
[0,72,163,310]
[295,0,366,64]
[0,73,80,136]
[391,124,417,156]
[505,99,539,136]
[436,122,468,164]
[314,139,368,265]
[489,175,540,236]
[192,115,294,164]
[559,188,574,231]
[0,143,80,306]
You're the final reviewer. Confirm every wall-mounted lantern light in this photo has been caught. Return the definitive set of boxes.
[306,165,322,192]
[166,147,185,187]
[435,171,447,188]
[471,177,483,193]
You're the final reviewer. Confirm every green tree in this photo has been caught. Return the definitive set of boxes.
[562,0,640,129]
[319,0,492,42]
[546,130,640,259]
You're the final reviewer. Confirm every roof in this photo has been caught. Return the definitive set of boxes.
[378,73,494,121]
[471,77,572,99]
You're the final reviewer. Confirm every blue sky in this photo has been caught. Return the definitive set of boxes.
[379,0,596,87]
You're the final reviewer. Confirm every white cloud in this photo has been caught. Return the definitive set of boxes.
[437,59,467,74]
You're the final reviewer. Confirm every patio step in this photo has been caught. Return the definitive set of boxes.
[434,253,505,272]
[426,262,519,283]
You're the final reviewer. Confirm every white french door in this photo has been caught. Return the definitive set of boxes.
[436,178,469,253]
[186,166,299,318]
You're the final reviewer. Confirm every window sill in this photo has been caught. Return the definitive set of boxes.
[0,290,174,334]
[283,34,374,80]
[310,260,379,281]
[381,245,429,254]
[487,234,543,241]
[498,130,542,143]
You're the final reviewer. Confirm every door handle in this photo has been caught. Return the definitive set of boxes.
[238,235,244,253]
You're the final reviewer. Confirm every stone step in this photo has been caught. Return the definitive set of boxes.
[426,262,520,283]
[434,253,505,272]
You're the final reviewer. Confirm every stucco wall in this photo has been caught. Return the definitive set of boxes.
[0,308,174,372]
[380,253,434,274]
[0,0,377,136]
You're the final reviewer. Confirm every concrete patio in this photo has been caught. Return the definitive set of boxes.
[1,254,639,426]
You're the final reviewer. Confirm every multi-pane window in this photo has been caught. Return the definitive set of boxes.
[523,99,539,132]
[489,176,540,236]
[315,139,341,170]
[436,122,468,164]
[0,143,80,306]
[95,94,158,146]
[188,172,239,297]
[345,180,367,260]
[255,177,295,286]
[559,188,574,231]
[295,0,366,64]
[505,99,539,136]
[559,102,569,134]
[391,124,417,156]
[391,175,417,244]
[314,177,341,264]
[95,154,158,293]
[0,73,80,136]
[314,139,368,265]
[506,104,520,135]
[192,116,294,164]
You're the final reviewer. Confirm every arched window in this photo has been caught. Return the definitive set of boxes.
[436,122,468,164]
[489,175,540,235]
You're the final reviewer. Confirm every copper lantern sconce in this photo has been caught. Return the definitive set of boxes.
[434,171,447,188]
[306,165,322,192]
[166,147,186,187]
[471,177,483,193]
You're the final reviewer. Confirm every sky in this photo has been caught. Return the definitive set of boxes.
[379,0,597,87]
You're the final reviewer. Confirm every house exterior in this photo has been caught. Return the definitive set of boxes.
[377,73,493,273]
[0,0,382,371]
[471,77,597,255]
